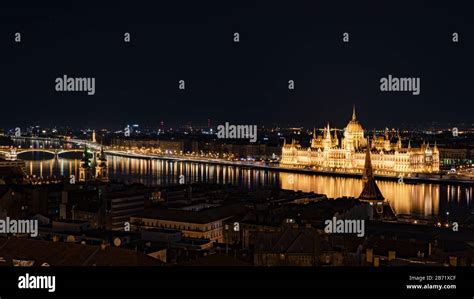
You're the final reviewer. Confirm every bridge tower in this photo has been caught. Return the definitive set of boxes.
[79,145,92,182]
[95,146,108,182]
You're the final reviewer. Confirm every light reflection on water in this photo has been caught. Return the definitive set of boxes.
[21,155,473,219]
[12,140,474,219]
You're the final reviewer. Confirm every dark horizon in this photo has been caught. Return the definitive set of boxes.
[1,1,473,129]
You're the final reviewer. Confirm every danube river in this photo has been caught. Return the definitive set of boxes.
[11,139,474,220]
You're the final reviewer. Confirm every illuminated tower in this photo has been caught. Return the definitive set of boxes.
[432,141,440,171]
[343,105,366,151]
[396,131,402,150]
[79,145,92,182]
[383,128,391,151]
[311,127,318,148]
[323,123,332,150]
[95,146,108,182]
[92,130,97,143]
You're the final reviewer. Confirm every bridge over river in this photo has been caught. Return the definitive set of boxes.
[6,136,474,185]
[2,136,101,161]
[3,136,474,218]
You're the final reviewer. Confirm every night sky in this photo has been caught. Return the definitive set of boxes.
[0,1,473,129]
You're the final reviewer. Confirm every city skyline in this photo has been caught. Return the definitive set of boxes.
[2,104,474,133]
[1,2,474,296]
[1,1,473,128]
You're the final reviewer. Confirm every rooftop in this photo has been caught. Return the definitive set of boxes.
[135,203,246,224]
[0,237,162,266]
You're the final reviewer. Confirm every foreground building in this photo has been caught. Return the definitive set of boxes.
[130,203,245,243]
[281,106,440,174]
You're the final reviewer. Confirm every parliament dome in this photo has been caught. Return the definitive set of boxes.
[346,106,364,133]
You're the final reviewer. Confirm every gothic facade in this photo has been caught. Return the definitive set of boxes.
[281,107,440,175]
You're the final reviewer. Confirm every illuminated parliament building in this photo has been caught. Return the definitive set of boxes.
[281,107,440,175]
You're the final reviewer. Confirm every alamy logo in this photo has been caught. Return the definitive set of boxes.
[452,127,458,137]
[0,217,38,237]
[216,122,257,143]
[18,273,56,293]
[380,74,420,95]
[55,74,95,95]
[124,125,131,137]
[324,217,365,237]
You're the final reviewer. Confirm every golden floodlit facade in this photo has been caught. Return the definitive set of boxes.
[281,106,440,175]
